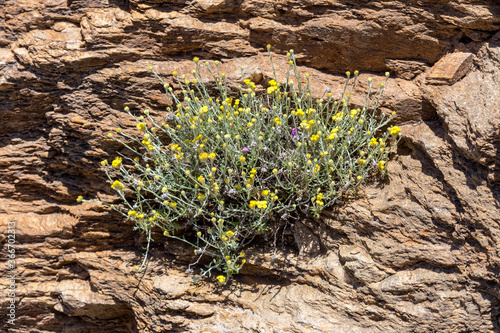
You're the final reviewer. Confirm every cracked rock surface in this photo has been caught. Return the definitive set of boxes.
[1,1,499,332]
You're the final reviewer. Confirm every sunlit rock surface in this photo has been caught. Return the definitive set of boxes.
[1,1,499,332]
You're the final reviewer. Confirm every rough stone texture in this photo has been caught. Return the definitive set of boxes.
[426,51,474,84]
[0,1,500,332]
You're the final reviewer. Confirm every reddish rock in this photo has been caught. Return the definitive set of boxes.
[426,52,474,84]
[1,1,500,332]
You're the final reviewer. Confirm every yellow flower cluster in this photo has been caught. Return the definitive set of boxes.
[295,109,305,117]
[267,80,278,94]
[315,193,324,206]
[112,157,122,168]
[326,127,339,140]
[249,200,268,209]
[310,134,320,142]
[199,152,216,161]
[389,126,401,135]
[111,180,124,191]
[136,122,146,131]
[300,119,315,130]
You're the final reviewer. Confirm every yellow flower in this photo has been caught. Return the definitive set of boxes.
[208,152,216,160]
[128,210,138,217]
[274,117,282,125]
[169,202,177,208]
[240,251,245,257]
[267,86,278,94]
[239,156,246,162]
[310,134,320,142]
[76,196,83,202]
[226,230,235,238]
[216,275,226,284]
[100,160,108,166]
[262,190,269,197]
[198,175,205,184]
[257,200,267,209]
[111,180,124,191]
[199,152,208,161]
[378,161,386,170]
[197,231,202,236]
[272,169,278,174]
[315,193,324,206]
[241,259,247,264]
[369,138,378,147]
[136,123,146,131]
[112,157,122,168]
[358,158,366,164]
[313,164,320,173]
[193,57,199,63]
[389,126,401,135]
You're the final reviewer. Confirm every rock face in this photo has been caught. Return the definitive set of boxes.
[1,1,499,332]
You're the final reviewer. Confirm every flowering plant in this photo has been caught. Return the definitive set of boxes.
[78,46,401,284]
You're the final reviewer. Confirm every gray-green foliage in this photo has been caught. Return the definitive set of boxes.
[83,46,401,284]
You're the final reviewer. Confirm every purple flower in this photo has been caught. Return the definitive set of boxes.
[242,147,250,152]
[291,128,297,136]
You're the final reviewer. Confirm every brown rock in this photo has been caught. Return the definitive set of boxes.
[426,52,474,85]
[293,221,322,256]
[1,1,500,332]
